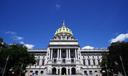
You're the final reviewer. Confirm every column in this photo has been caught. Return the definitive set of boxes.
[60,67,62,75]
[66,67,68,75]
[70,68,71,75]
[56,67,58,75]
[69,49,70,58]
[68,49,69,58]
[90,59,93,65]
[86,56,88,65]
[76,49,78,59]
[50,49,51,59]
[75,49,77,59]
[57,49,59,59]
[39,57,42,66]
[51,49,53,59]
[96,57,98,65]
[59,49,60,59]
[49,49,51,59]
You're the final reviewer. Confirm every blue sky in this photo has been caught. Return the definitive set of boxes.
[0,0,128,49]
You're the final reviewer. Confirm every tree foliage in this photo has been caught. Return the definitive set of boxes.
[0,38,35,76]
[101,42,128,76]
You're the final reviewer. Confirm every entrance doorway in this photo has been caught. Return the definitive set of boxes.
[52,67,56,75]
[71,67,76,75]
[61,67,66,75]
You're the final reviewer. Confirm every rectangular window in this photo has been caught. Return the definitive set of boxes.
[70,49,75,58]
[83,59,85,65]
[88,59,90,65]
[36,59,40,65]
[53,49,57,58]
[61,49,66,58]
[93,59,95,65]
[42,59,44,65]
[97,59,100,65]
[71,59,74,63]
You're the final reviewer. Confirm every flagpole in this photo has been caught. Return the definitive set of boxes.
[2,56,9,76]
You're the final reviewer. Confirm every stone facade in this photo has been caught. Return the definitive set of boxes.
[25,23,108,76]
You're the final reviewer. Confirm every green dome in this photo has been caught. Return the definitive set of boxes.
[55,22,73,35]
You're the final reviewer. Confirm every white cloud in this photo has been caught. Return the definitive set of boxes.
[20,41,25,44]
[5,31,34,49]
[24,44,34,49]
[111,33,128,43]
[20,41,34,49]
[56,4,61,9]
[13,36,23,40]
[82,45,94,49]
[5,31,16,35]
[5,31,23,41]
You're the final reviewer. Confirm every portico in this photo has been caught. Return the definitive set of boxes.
[49,48,78,59]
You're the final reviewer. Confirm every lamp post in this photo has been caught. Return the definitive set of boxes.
[105,64,109,76]
[19,64,24,76]
[119,56,127,76]
[2,56,9,76]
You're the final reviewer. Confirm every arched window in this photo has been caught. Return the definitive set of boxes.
[84,71,88,75]
[89,71,92,75]
[40,71,43,74]
[30,70,33,73]
[35,71,38,75]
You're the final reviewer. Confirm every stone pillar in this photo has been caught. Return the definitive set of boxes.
[51,49,53,59]
[68,49,69,58]
[90,58,93,65]
[75,49,77,59]
[39,57,42,66]
[76,49,78,59]
[60,67,62,75]
[70,67,71,75]
[66,67,68,75]
[85,59,88,65]
[49,49,51,59]
[56,67,58,75]
[96,56,98,65]
[57,49,59,59]
[50,49,51,59]
[69,49,70,58]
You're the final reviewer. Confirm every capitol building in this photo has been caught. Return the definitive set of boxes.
[25,22,108,76]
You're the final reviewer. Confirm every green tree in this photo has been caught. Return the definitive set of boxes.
[100,42,128,76]
[0,38,35,76]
